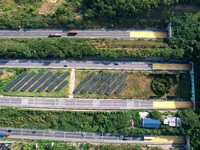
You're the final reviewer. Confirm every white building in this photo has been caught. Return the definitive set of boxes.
[163,117,182,127]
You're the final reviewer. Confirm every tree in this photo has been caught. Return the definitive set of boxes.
[150,110,162,120]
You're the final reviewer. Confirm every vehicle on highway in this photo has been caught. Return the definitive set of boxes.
[0,131,11,137]
[113,63,119,65]
[48,33,62,37]
[67,30,77,36]
[119,135,127,140]
[32,131,36,134]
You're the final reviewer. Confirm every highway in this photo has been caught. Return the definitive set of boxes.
[0,29,130,39]
[0,127,185,145]
[0,59,152,70]
[0,96,193,110]
[0,59,191,71]
[0,96,154,110]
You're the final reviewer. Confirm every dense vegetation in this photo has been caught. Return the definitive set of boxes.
[0,108,184,136]
[12,139,161,150]
[1,108,199,148]
[169,12,200,109]
[0,0,199,29]
[0,38,184,59]
[177,109,200,149]
[151,76,171,96]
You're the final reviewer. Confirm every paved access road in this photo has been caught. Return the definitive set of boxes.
[0,29,130,39]
[0,96,154,110]
[0,59,153,70]
[0,127,184,145]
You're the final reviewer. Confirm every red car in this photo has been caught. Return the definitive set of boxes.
[67,30,77,36]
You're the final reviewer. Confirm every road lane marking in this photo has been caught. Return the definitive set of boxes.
[130,31,167,38]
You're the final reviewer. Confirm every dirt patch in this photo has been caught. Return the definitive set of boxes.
[0,71,14,79]
[39,0,65,15]
[68,69,75,98]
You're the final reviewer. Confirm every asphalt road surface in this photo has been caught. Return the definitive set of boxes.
[0,29,130,39]
[0,59,153,70]
[0,127,184,145]
[0,96,154,110]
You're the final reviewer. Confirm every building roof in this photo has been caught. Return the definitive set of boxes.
[163,117,182,127]
[142,118,161,128]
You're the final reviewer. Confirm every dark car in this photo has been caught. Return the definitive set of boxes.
[32,131,36,134]
[113,63,119,65]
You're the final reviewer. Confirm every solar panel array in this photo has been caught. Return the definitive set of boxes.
[21,72,43,92]
[38,72,60,92]
[98,73,119,94]
[12,71,35,92]
[81,72,103,94]
[89,73,111,94]
[115,83,127,95]
[73,72,95,94]
[0,71,3,76]
[4,71,70,93]
[55,81,68,92]
[47,72,69,92]
[106,73,127,95]
[4,70,127,95]
[4,72,27,92]
[74,72,128,95]
[29,72,52,92]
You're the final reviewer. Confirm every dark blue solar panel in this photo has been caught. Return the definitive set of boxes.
[13,71,35,92]
[81,72,103,94]
[38,72,60,92]
[73,72,95,94]
[55,81,68,92]
[4,72,27,92]
[106,73,127,95]
[47,72,69,92]
[29,72,52,92]
[98,73,119,94]
[0,71,3,76]
[21,72,44,92]
[115,83,127,95]
[89,73,111,94]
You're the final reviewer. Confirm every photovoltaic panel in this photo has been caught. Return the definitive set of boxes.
[55,81,68,92]
[73,72,95,94]
[47,72,69,92]
[21,72,44,92]
[38,72,60,92]
[81,72,103,94]
[12,71,35,92]
[98,73,119,94]
[115,83,127,95]
[0,71,3,76]
[29,72,52,92]
[89,73,111,94]
[106,73,128,95]
[4,72,27,92]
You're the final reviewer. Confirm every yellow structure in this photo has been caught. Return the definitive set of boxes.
[144,136,186,143]
[130,31,168,38]
[153,101,193,109]
[153,63,192,71]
